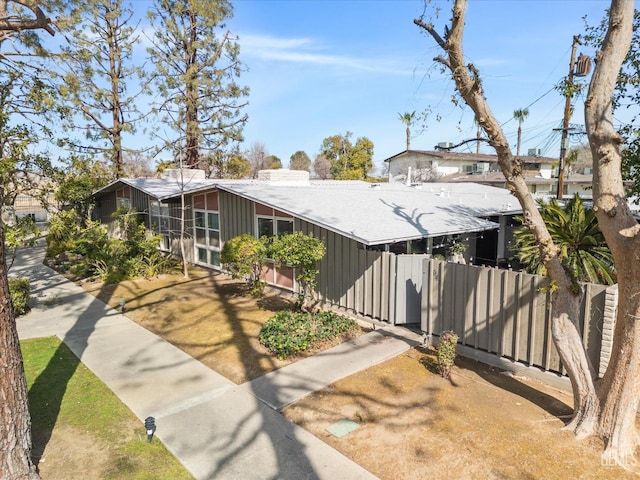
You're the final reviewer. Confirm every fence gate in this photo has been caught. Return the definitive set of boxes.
[392,254,427,325]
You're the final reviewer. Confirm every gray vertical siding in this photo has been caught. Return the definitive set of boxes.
[297,220,396,323]
[219,190,254,242]
[94,188,152,234]
[421,258,609,376]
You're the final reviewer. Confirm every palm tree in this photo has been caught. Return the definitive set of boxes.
[473,116,481,153]
[398,111,416,150]
[512,194,615,285]
[513,108,529,157]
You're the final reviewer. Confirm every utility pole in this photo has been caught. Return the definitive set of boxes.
[557,35,581,200]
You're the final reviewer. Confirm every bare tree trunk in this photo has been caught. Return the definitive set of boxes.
[0,220,40,479]
[185,8,199,168]
[598,289,640,460]
[584,0,638,461]
[414,0,599,437]
[550,287,599,439]
[107,5,124,178]
[0,3,53,476]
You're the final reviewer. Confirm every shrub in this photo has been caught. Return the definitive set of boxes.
[46,209,82,257]
[9,277,30,316]
[221,234,267,296]
[259,310,359,359]
[75,220,110,260]
[46,207,175,283]
[267,232,326,311]
[436,330,459,379]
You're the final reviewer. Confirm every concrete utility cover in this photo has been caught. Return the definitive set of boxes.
[326,419,360,438]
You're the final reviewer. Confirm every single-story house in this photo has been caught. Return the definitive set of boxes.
[91,169,522,323]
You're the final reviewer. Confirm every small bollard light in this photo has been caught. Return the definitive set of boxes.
[145,416,156,443]
[119,299,126,312]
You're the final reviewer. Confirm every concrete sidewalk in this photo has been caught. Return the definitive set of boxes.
[13,241,421,479]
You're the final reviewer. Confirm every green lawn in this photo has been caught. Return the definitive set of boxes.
[22,337,193,480]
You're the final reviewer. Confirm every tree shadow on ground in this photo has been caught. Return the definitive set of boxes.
[28,341,80,464]
[455,355,573,419]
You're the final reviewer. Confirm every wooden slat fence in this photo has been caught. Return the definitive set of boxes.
[316,252,614,377]
[420,258,610,376]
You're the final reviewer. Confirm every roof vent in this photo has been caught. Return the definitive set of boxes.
[160,168,206,181]
[257,169,310,185]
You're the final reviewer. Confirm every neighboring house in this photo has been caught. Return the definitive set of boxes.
[2,171,59,225]
[91,169,522,320]
[2,193,57,226]
[13,193,57,223]
[383,149,595,198]
[440,171,594,198]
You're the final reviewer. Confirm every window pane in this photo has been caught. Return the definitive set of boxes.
[195,211,205,228]
[277,219,293,235]
[116,198,131,209]
[196,228,206,245]
[258,217,273,237]
[193,195,205,209]
[198,247,208,263]
[209,251,220,266]
[208,230,220,247]
[208,212,219,230]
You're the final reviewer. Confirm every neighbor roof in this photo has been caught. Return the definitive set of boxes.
[382,149,556,165]
[439,171,593,185]
[94,178,521,246]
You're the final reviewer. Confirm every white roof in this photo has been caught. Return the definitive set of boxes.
[95,178,521,245]
[97,177,228,200]
[217,181,519,245]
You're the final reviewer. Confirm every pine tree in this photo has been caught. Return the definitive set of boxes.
[147,0,248,168]
[59,0,147,178]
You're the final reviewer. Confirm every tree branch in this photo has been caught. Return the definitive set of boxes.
[0,0,54,37]
[413,17,446,50]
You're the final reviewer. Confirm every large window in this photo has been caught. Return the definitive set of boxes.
[193,192,221,267]
[255,203,294,289]
[255,203,293,237]
[149,200,171,251]
[116,186,131,209]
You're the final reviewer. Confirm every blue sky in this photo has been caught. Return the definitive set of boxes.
[76,0,622,173]
[220,0,616,173]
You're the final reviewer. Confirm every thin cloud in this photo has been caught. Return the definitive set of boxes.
[239,33,414,75]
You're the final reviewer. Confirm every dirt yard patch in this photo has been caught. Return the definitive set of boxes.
[283,349,637,480]
[80,266,362,384]
[78,267,637,479]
